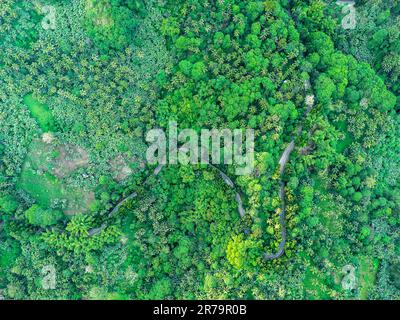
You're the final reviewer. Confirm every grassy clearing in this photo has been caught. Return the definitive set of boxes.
[18,164,94,215]
[18,166,64,208]
[18,140,94,215]
[23,94,56,132]
[358,256,379,299]
[335,120,353,153]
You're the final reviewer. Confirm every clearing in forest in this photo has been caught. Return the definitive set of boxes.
[18,139,94,215]
[23,94,56,132]
[335,120,353,153]
[358,256,379,299]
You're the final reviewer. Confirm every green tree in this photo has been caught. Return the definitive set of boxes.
[25,205,63,227]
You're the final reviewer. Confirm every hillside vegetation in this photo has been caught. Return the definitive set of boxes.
[0,0,398,300]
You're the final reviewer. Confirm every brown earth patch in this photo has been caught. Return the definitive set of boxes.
[52,144,89,178]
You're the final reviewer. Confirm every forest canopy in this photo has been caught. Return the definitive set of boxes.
[0,0,399,300]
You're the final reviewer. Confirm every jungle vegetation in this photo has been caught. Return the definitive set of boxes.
[0,0,399,300]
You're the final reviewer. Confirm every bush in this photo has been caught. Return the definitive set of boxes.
[25,204,63,227]
[0,195,18,214]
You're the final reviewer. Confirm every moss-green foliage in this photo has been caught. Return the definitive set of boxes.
[25,204,63,227]
[42,214,122,254]
[389,263,400,290]
[303,266,332,300]
[83,0,146,51]
[0,240,20,285]
[18,167,64,208]
[17,140,93,214]
[358,256,379,299]
[0,1,41,49]
[86,287,130,300]
[23,94,56,132]
[334,120,353,153]
[0,195,18,214]
[0,0,398,300]
[18,160,94,215]
[226,234,261,270]
[331,0,400,96]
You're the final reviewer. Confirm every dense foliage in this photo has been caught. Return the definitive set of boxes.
[0,0,398,300]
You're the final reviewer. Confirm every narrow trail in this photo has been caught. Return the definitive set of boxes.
[261,1,315,259]
[87,128,314,262]
[94,100,311,258]
[90,3,313,261]
[92,104,314,259]
[88,151,247,237]
[263,102,314,260]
